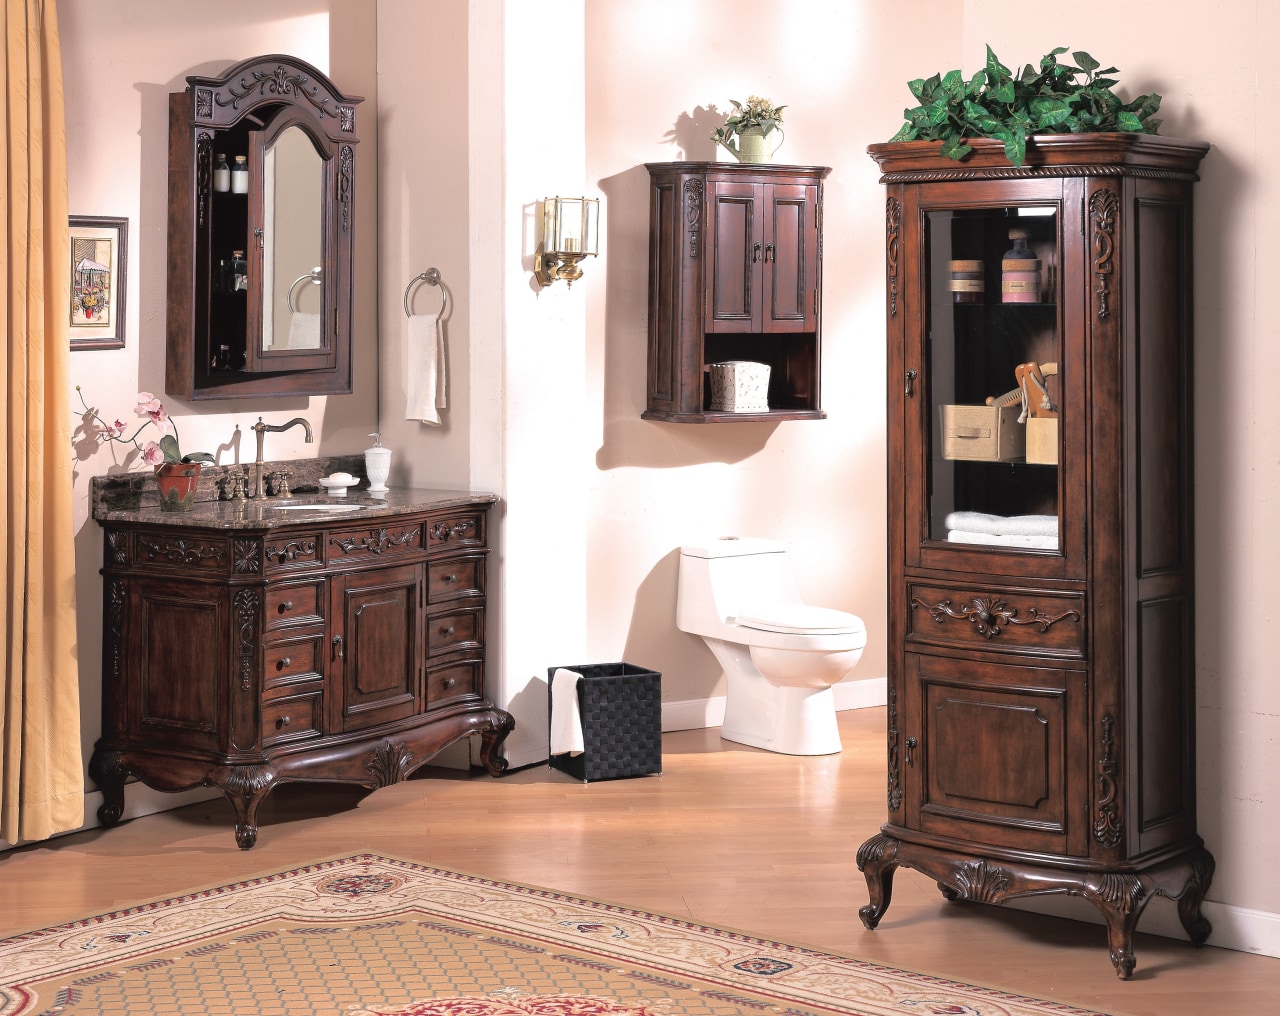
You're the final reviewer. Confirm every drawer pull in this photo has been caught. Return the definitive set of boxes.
[276,715,292,729]
[443,573,458,584]
[332,634,345,660]
[443,677,456,689]
[276,656,291,670]
[440,625,455,637]
[905,736,917,767]
[278,600,294,613]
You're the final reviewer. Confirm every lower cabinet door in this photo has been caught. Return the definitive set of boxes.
[903,651,1088,856]
[330,564,423,733]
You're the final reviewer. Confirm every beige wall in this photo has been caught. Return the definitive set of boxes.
[44,0,1280,954]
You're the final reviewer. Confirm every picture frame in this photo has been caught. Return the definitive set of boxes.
[68,215,128,350]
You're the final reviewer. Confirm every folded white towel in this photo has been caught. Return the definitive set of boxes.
[943,511,1058,538]
[946,529,1059,550]
[406,313,448,425]
[550,668,585,756]
[285,311,320,350]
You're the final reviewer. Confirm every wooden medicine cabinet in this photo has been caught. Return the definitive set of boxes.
[165,54,362,400]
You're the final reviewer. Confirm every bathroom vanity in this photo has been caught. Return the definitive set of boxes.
[861,134,1213,978]
[88,469,512,848]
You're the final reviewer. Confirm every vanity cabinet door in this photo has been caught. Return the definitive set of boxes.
[329,563,423,733]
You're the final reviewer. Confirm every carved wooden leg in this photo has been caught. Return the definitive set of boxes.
[88,749,128,827]
[1177,848,1215,945]
[478,709,516,776]
[217,765,277,850]
[1086,874,1150,980]
[856,834,900,929]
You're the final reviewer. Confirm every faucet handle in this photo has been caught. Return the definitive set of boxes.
[230,470,249,501]
[268,470,294,498]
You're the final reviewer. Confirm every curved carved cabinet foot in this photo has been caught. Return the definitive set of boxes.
[216,765,277,851]
[479,709,516,776]
[88,749,128,827]
[858,834,1214,979]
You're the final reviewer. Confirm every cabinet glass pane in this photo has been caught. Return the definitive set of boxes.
[925,206,1060,550]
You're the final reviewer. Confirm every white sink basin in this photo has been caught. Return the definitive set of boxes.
[270,503,369,513]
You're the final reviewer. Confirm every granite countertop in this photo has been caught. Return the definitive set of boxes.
[90,456,497,530]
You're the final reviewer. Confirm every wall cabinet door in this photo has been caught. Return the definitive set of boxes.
[706,180,818,333]
[329,563,422,733]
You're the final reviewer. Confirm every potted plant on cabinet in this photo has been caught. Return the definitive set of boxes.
[711,95,787,163]
[888,46,1163,167]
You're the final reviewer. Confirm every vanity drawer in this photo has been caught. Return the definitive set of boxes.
[262,690,323,747]
[327,522,423,561]
[264,634,324,690]
[426,605,484,658]
[427,555,484,603]
[265,579,325,631]
[264,532,321,572]
[425,659,481,706]
[427,513,486,553]
[133,533,229,572]
[907,582,1085,659]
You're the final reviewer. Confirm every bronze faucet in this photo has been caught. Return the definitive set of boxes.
[251,417,313,498]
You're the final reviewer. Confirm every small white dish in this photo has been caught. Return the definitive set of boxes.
[318,475,353,496]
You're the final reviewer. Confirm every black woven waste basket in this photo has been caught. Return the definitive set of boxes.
[547,663,662,781]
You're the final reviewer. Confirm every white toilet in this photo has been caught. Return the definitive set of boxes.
[676,537,867,755]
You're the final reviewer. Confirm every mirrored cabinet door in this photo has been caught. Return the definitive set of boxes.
[165,54,361,401]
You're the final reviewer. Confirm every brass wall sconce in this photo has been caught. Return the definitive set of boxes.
[535,196,600,287]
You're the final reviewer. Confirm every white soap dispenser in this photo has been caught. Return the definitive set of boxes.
[364,433,391,492]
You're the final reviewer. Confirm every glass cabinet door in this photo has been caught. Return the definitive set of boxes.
[921,201,1062,557]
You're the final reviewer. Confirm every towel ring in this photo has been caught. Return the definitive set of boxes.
[403,267,447,322]
[288,267,322,314]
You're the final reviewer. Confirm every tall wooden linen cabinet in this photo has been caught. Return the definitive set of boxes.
[856,135,1214,979]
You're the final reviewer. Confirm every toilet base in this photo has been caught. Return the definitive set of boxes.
[720,672,843,756]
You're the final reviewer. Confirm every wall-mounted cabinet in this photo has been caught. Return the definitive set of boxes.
[643,162,831,422]
[165,54,362,400]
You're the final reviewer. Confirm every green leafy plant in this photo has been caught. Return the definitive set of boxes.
[889,46,1162,167]
[711,95,787,146]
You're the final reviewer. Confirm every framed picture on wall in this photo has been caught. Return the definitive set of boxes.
[68,215,128,350]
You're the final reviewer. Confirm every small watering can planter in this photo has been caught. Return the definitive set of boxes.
[716,125,785,164]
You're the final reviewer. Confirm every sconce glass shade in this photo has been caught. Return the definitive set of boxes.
[535,196,600,287]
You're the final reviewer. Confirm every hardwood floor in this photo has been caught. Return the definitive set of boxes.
[1,707,1274,1014]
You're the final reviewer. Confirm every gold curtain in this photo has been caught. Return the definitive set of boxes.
[0,0,83,843]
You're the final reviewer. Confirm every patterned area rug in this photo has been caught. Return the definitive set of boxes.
[0,853,1106,1016]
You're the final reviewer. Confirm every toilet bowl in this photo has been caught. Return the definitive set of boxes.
[676,537,867,755]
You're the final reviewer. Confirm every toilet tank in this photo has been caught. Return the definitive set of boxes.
[677,538,803,637]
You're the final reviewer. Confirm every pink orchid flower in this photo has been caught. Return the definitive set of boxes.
[134,392,172,434]
[142,441,166,466]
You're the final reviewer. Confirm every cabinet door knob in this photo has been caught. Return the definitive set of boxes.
[905,369,918,397]
[752,241,762,263]
[765,242,775,262]
[905,735,917,767]
[332,634,344,660]
[279,600,294,613]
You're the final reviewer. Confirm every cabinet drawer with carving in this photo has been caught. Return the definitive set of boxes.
[425,658,480,706]
[426,605,484,658]
[426,514,485,554]
[264,634,324,691]
[264,532,321,572]
[265,579,325,632]
[907,583,1085,658]
[132,533,230,572]
[427,555,484,603]
[262,690,323,748]
[327,523,424,562]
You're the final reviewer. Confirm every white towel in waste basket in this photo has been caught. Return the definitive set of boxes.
[550,668,585,756]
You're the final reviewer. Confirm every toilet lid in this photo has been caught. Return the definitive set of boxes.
[736,604,865,635]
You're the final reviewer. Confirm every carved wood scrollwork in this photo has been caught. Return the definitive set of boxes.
[330,527,420,555]
[234,588,260,693]
[138,537,226,566]
[1090,188,1119,320]
[107,579,125,687]
[234,539,262,574]
[107,529,128,565]
[1094,711,1123,847]
[340,145,354,233]
[196,131,213,228]
[265,538,317,565]
[683,178,703,260]
[1098,872,1146,914]
[951,859,1009,903]
[886,196,900,319]
[218,65,343,121]
[911,595,1080,639]
[856,833,894,870]
[429,520,476,543]
[366,740,415,787]
[886,685,902,812]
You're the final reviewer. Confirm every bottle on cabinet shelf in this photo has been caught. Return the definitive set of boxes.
[212,153,230,193]
[1001,228,1041,303]
[225,250,248,293]
[230,155,248,194]
[949,259,985,303]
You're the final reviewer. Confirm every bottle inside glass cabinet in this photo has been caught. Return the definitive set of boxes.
[928,205,1059,550]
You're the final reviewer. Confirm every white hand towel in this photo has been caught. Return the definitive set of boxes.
[943,511,1058,538]
[285,311,320,349]
[946,529,1059,550]
[406,313,448,425]
[550,668,585,756]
